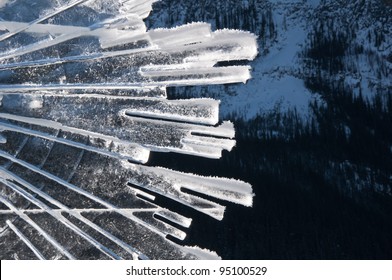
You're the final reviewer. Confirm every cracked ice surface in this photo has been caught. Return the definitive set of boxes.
[0,0,257,260]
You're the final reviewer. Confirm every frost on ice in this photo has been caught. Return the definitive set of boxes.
[0,0,257,260]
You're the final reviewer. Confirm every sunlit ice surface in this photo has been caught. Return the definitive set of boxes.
[0,0,257,260]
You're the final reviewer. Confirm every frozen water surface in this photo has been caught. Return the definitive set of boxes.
[0,0,257,260]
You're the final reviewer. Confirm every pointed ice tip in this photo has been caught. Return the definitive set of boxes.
[167,230,187,241]
[244,192,255,208]
[183,246,222,260]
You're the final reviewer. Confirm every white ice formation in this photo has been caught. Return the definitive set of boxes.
[0,0,257,260]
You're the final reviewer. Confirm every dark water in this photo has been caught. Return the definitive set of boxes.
[147,137,392,260]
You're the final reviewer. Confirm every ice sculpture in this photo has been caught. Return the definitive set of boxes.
[0,0,257,260]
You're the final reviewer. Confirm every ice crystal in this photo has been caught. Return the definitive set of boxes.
[0,0,257,260]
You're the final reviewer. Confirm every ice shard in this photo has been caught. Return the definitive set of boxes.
[0,0,257,260]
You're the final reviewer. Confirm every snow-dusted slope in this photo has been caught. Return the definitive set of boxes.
[221,2,315,119]
[147,0,391,120]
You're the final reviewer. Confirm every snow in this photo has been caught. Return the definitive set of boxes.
[220,17,316,119]
[0,0,258,260]
[118,0,158,19]
[150,2,322,121]
[27,96,43,109]
[149,22,212,47]
[224,75,314,120]
[123,98,220,125]
[0,0,10,9]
